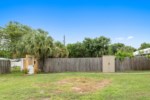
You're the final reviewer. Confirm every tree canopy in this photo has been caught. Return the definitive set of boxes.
[67,42,85,57]
[108,43,136,55]
[0,21,139,60]
[52,41,69,58]
[0,21,33,58]
[67,36,110,57]
[139,42,150,50]
[15,29,53,58]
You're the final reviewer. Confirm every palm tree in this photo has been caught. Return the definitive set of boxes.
[52,41,69,58]
[15,29,53,71]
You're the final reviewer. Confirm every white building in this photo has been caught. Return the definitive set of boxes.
[133,48,150,56]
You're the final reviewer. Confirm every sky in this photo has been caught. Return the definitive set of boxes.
[0,0,150,48]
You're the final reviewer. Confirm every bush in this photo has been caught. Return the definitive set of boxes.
[11,66,21,72]
[146,54,150,59]
[23,68,29,74]
[115,50,133,61]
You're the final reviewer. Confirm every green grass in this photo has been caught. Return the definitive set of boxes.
[1,71,150,100]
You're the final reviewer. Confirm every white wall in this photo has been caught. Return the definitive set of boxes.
[10,58,24,70]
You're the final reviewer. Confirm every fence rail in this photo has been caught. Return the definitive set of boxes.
[0,60,11,74]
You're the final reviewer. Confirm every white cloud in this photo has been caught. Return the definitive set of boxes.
[115,36,134,41]
[115,37,124,41]
[113,36,136,48]
[127,36,134,40]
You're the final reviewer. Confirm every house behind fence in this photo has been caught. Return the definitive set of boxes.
[0,60,11,74]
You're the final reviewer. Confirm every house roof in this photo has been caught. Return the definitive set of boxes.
[133,48,150,56]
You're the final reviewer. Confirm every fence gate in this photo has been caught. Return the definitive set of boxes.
[102,56,115,72]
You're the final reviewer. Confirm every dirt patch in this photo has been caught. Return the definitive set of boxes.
[57,77,111,94]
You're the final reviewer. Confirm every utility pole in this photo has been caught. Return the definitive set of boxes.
[63,35,66,46]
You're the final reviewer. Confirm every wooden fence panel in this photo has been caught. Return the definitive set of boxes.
[0,60,11,74]
[44,58,102,73]
[115,56,150,72]
[42,56,150,73]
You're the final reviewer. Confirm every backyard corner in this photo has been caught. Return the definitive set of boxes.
[1,71,150,100]
[1,0,150,100]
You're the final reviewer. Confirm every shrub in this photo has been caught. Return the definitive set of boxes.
[115,50,133,61]
[11,66,21,72]
[146,54,150,59]
[23,68,29,74]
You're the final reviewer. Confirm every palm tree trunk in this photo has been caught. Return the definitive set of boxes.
[42,56,45,72]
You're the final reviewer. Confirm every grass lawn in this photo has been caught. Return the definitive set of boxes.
[1,71,150,100]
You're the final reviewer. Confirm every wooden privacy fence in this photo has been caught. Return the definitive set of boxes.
[0,60,11,74]
[116,56,150,71]
[44,58,102,72]
[43,56,150,73]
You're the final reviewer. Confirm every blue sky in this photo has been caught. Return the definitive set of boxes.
[0,0,150,48]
